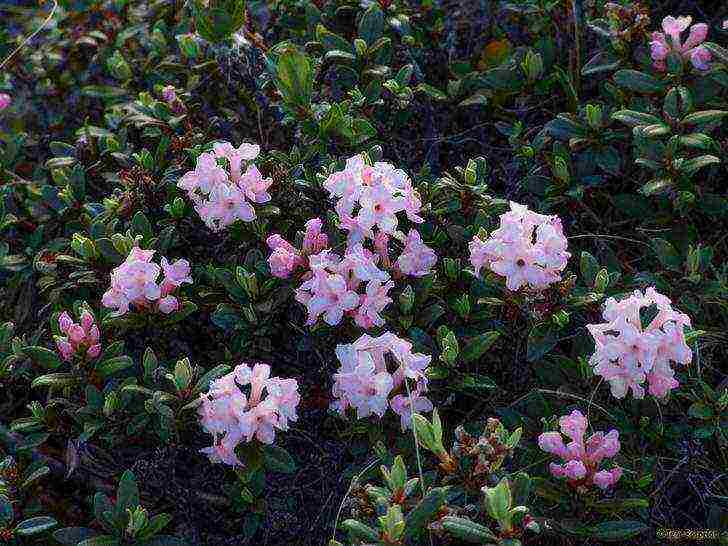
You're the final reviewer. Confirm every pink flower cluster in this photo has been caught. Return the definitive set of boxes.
[587,287,692,399]
[468,202,570,291]
[0,93,10,111]
[55,310,101,362]
[295,247,394,328]
[198,363,300,466]
[323,154,424,245]
[268,226,435,329]
[650,16,711,71]
[267,218,329,279]
[102,247,192,317]
[331,333,433,429]
[178,141,272,231]
[538,410,622,491]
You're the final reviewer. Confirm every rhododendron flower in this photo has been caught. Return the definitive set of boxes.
[332,333,433,428]
[199,363,300,466]
[395,230,437,277]
[538,410,622,491]
[102,247,191,316]
[469,202,570,291]
[54,309,102,362]
[650,16,711,71]
[587,287,692,399]
[0,93,10,111]
[178,141,271,231]
[323,154,424,244]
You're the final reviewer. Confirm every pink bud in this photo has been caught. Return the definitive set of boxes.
[86,344,102,360]
[683,23,708,50]
[158,295,179,314]
[549,462,566,478]
[593,467,623,490]
[56,339,74,361]
[80,310,95,332]
[68,324,86,346]
[87,325,100,345]
[538,432,567,457]
[564,460,587,480]
[58,312,74,334]
[0,93,10,111]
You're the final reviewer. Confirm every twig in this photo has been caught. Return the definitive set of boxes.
[0,1,58,72]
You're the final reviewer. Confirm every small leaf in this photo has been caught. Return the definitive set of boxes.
[24,346,61,369]
[590,520,649,541]
[358,5,384,45]
[650,238,682,271]
[441,516,498,543]
[526,323,559,362]
[460,331,500,363]
[263,445,296,473]
[14,516,58,536]
[688,402,713,420]
[95,356,134,379]
[613,70,666,93]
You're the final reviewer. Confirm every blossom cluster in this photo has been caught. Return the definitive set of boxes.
[469,202,570,291]
[102,247,192,317]
[331,333,433,429]
[323,154,424,245]
[268,226,435,329]
[198,363,300,466]
[55,310,101,362]
[538,410,622,491]
[587,287,692,399]
[267,218,329,279]
[178,141,272,231]
[650,16,711,71]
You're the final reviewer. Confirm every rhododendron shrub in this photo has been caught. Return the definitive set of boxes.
[178,141,272,231]
[102,247,192,316]
[55,309,101,361]
[650,16,711,71]
[587,287,692,399]
[198,363,300,466]
[469,202,570,291]
[331,332,433,429]
[538,410,622,491]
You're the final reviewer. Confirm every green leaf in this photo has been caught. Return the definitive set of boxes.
[24,346,61,369]
[263,445,296,474]
[115,470,140,516]
[678,133,715,150]
[341,520,379,541]
[275,48,314,110]
[358,5,384,45]
[650,238,682,271]
[640,178,672,196]
[460,332,501,363]
[611,110,663,127]
[613,70,666,94]
[78,537,121,546]
[680,110,728,126]
[580,251,600,285]
[702,41,728,64]
[526,323,559,362]
[688,402,714,420]
[679,155,720,176]
[0,498,12,526]
[415,83,447,101]
[458,374,498,391]
[404,488,446,539]
[95,356,134,379]
[143,537,188,546]
[441,516,498,543]
[590,520,649,541]
[14,516,58,536]
[80,86,127,99]
[31,373,77,389]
